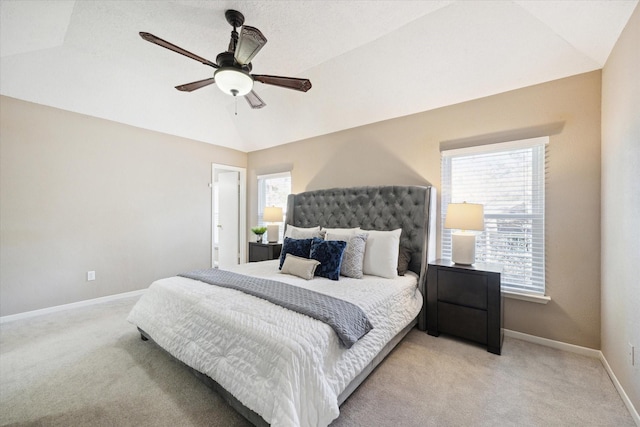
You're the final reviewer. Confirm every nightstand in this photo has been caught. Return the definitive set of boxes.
[426,259,503,355]
[248,242,282,262]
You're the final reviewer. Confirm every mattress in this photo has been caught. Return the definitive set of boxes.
[127,260,422,427]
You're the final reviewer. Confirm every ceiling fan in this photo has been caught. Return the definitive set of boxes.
[140,9,312,110]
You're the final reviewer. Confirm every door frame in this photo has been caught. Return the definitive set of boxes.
[212,163,247,267]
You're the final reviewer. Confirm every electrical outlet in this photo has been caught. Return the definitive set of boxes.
[630,343,635,366]
[87,271,96,281]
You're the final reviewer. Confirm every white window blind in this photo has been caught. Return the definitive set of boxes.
[441,137,548,295]
[258,172,291,241]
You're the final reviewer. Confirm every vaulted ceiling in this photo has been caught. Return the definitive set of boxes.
[1,1,637,152]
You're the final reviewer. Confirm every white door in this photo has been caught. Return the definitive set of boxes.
[217,171,239,268]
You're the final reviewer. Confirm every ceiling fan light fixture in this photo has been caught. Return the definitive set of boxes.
[214,67,253,96]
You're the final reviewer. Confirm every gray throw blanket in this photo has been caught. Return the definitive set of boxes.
[179,269,373,348]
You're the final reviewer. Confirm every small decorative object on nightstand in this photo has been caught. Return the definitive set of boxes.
[248,242,282,262]
[427,259,503,355]
[251,226,268,243]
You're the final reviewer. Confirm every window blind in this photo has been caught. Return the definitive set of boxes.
[441,137,548,295]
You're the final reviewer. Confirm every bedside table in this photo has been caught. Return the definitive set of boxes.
[426,259,503,355]
[248,242,282,262]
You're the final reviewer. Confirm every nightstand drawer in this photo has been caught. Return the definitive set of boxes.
[438,301,487,344]
[437,270,487,309]
[248,242,282,262]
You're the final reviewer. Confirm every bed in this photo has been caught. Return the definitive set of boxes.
[127,185,436,426]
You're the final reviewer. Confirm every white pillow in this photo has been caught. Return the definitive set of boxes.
[284,225,321,239]
[292,228,325,239]
[281,254,321,280]
[323,227,359,239]
[361,228,402,279]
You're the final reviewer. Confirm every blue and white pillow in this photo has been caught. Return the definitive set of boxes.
[279,237,313,270]
[309,237,347,281]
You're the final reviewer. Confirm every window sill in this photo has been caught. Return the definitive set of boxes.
[503,290,551,304]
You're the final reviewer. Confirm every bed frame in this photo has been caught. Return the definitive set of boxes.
[140,185,436,426]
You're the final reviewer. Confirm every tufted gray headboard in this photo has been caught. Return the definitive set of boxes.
[285,185,436,330]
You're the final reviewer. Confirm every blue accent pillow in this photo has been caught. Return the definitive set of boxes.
[279,237,313,270]
[310,237,347,281]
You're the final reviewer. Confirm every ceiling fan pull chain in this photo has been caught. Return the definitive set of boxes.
[234,96,238,116]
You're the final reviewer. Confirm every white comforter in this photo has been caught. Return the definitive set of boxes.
[127,260,422,427]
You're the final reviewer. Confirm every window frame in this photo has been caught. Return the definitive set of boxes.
[440,137,548,298]
[257,172,291,241]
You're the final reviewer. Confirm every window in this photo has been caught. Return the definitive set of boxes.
[258,172,291,241]
[441,137,548,295]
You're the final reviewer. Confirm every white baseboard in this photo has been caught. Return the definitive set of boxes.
[600,350,640,426]
[0,289,146,324]
[504,329,601,358]
[504,329,639,425]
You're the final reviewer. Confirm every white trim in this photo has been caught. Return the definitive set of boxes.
[504,329,639,424]
[600,352,640,425]
[212,163,247,266]
[0,289,145,324]
[504,329,600,358]
[503,290,551,304]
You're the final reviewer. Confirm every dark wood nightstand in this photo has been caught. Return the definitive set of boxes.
[248,242,282,262]
[426,259,503,355]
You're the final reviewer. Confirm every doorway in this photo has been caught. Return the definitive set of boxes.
[212,164,246,268]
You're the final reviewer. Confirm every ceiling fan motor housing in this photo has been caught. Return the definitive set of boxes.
[216,51,252,71]
[216,52,235,68]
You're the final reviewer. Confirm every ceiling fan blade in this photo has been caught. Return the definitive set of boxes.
[234,26,267,66]
[245,90,266,109]
[139,32,218,68]
[175,77,216,92]
[252,75,312,92]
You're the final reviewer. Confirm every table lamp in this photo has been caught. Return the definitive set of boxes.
[263,206,283,243]
[444,202,484,265]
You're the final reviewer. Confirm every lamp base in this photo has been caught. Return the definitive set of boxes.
[452,231,476,265]
[267,224,279,243]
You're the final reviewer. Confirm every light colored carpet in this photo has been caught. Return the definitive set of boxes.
[0,296,634,427]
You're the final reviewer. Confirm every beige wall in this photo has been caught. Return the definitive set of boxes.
[602,4,640,411]
[248,71,602,349]
[2,71,603,349]
[0,96,246,316]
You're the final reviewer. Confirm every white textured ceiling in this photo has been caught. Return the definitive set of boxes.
[1,1,637,152]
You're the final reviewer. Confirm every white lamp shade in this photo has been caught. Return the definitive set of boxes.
[263,206,283,223]
[444,202,484,231]
[214,67,254,96]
